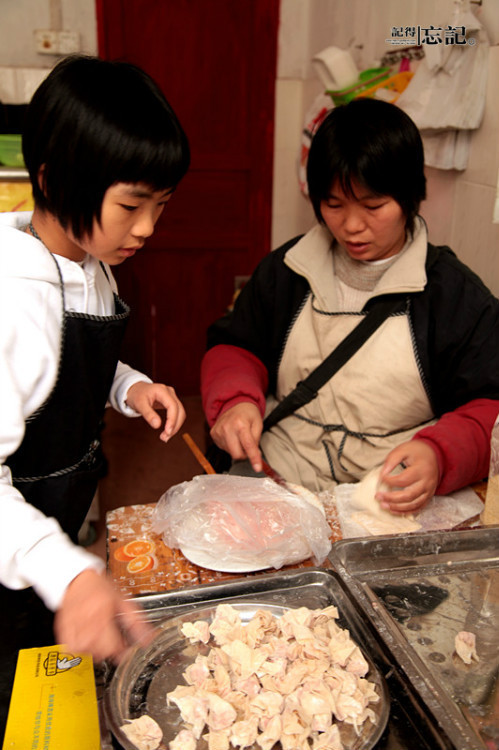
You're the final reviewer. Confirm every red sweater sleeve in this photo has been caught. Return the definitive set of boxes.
[201,345,269,427]
[413,398,499,494]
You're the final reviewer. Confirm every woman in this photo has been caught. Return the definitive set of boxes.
[202,98,499,514]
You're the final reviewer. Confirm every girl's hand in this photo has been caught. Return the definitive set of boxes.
[125,381,186,442]
[210,402,263,472]
[376,440,440,514]
[54,569,155,663]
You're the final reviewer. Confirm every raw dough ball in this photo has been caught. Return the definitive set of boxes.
[351,466,421,534]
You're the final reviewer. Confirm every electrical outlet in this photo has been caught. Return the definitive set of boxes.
[34,29,59,55]
[58,31,80,54]
[34,29,80,56]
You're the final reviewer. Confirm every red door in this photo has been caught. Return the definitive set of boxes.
[96,0,279,394]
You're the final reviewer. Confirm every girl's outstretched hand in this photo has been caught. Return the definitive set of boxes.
[54,569,155,663]
[125,381,186,441]
[376,439,440,514]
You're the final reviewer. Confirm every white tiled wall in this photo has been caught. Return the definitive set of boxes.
[427,44,499,294]
[0,0,97,67]
[451,180,499,286]
[272,79,316,248]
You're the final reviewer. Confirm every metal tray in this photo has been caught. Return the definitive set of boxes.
[329,526,499,750]
[106,601,388,750]
[104,570,393,750]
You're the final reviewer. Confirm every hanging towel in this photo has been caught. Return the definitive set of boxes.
[419,129,472,171]
[0,66,50,104]
[397,6,489,170]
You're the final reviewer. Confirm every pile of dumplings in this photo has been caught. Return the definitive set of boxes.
[166,603,380,750]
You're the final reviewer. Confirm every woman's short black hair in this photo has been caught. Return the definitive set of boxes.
[23,55,190,240]
[306,98,426,235]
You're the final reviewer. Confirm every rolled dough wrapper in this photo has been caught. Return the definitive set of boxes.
[350,466,422,535]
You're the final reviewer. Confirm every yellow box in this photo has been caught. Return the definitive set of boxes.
[2,645,100,750]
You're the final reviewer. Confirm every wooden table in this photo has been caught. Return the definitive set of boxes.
[106,483,487,599]
[106,496,341,598]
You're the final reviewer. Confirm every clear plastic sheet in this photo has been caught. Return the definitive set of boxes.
[152,475,332,571]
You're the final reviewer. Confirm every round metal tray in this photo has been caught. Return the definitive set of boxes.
[105,602,389,750]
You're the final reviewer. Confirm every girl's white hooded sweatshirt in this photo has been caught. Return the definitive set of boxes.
[0,211,152,611]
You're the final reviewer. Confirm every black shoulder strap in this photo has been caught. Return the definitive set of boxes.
[263,294,406,432]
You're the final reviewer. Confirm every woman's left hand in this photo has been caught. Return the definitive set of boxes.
[125,381,186,442]
[376,440,440,514]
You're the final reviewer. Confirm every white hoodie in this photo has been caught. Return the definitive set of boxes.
[0,211,152,610]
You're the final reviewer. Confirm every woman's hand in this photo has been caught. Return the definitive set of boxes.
[54,569,155,663]
[125,381,186,442]
[376,440,440,514]
[210,402,264,472]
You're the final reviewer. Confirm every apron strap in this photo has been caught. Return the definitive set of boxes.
[263,293,407,432]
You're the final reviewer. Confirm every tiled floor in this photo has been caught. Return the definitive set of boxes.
[87,395,207,561]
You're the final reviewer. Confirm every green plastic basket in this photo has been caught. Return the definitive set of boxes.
[0,134,24,167]
[326,68,390,106]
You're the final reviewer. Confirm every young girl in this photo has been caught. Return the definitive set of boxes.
[202,98,499,513]
[0,55,190,727]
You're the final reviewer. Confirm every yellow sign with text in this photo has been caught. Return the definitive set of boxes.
[2,645,100,749]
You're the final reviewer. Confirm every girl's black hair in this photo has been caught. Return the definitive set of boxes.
[22,55,190,240]
[306,98,426,235]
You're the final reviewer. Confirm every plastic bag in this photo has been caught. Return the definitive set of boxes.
[298,93,333,196]
[152,474,332,572]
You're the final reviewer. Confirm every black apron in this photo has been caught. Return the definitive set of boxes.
[0,251,129,737]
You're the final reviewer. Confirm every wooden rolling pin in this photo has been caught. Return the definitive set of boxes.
[182,433,216,474]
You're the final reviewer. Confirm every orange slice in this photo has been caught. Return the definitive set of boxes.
[113,545,135,562]
[123,539,155,557]
[126,554,155,574]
